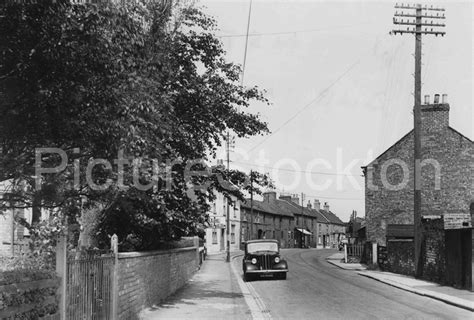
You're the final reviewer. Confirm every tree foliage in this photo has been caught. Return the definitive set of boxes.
[0,1,271,251]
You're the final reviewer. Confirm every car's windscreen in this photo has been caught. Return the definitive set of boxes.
[247,242,278,253]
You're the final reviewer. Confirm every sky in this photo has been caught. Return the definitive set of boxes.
[200,0,473,222]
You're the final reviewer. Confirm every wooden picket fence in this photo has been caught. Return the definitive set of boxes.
[346,244,364,258]
[56,234,119,320]
[65,250,115,320]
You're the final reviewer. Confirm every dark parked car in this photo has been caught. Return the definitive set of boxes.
[242,239,288,281]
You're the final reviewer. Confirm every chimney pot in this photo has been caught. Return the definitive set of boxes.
[442,94,448,103]
[424,95,430,104]
[434,94,440,104]
[313,199,321,210]
[323,202,329,211]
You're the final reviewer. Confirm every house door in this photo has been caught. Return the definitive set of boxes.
[220,229,225,251]
[445,229,472,290]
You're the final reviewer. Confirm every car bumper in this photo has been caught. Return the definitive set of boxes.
[245,269,288,274]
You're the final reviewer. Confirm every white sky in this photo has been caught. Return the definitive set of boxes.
[201,0,473,222]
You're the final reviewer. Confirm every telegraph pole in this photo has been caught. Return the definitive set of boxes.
[249,170,254,241]
[301,192,305,248]
[391,3,445,278]
[225,131,235,262]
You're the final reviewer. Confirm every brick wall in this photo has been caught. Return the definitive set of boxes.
[365,105,473,245]
[421,218,445,283]
[386,239,415,276]
[117,247,198,320]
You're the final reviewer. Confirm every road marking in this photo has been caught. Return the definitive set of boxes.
[230,255,272,320]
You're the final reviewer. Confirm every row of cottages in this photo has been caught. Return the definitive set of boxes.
[362,96,473,290]
[240,191,345,249]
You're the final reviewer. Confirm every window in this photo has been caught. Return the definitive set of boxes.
[288,231,291,240]
[233,206,236,218]
[213,203,217,215]
[212,231,217,244]
[231,224,235,244]
[318,236,321,244]
[281,230,284,239]
[279,217,282,229]
[296,216,299,226]
[272,230,275,239]
[241,227,246,241]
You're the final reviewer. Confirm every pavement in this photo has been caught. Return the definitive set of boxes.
[139,250,473,319]
[140,251,252,320]
[326,252,474,312]
[326,252,367,270]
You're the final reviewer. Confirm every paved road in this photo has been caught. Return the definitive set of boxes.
[233,249,473,320]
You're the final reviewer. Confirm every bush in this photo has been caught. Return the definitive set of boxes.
[0,269,58,319]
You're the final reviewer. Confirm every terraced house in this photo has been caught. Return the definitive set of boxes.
[240,191,345,249]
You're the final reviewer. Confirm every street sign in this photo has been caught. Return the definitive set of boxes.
[443,213,472,230]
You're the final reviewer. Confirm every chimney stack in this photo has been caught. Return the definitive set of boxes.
[291,194,300,205]
[421,93,450,133]
[263,191,276,203]
[323,202,329,211]
[307,200,312,209]
[313,199,321,210]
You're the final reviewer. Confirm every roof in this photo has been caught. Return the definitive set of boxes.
[362,126,472,169]
[241,198,294,217]
[319,210,345,225]
[241,197,345,225]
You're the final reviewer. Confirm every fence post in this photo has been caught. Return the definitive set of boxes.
[111,234,119,320]
[193,236,199,269]
[344,243,348,263]
[56,235,67,320]
[372,242,378,265]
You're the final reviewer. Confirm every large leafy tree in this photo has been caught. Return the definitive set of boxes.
[0,1,270,251]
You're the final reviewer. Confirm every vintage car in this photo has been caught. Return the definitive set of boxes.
[242,239,288,281]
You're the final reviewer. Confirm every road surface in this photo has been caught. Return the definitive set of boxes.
[233,249,472,319]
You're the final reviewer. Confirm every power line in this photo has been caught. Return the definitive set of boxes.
[247,59,360,152]
[240,0,252,86]
[232,160,363,177]
[217,23,369,38]
[274,188,362,201]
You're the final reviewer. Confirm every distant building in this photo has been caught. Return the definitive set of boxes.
[346,210,366,244]
[362,97,473,289]
[241,191,345,249]
[204,191,241,254]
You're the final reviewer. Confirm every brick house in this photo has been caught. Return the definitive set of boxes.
[318,203,346,248]
[362,98,473,289]
[241,192,296,248]
[241,191,345,249]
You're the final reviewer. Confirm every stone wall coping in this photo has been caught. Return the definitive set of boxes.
[117,246,197,259]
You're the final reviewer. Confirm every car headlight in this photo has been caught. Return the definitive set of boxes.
[274,257,280,263]
[251,258,257,264]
